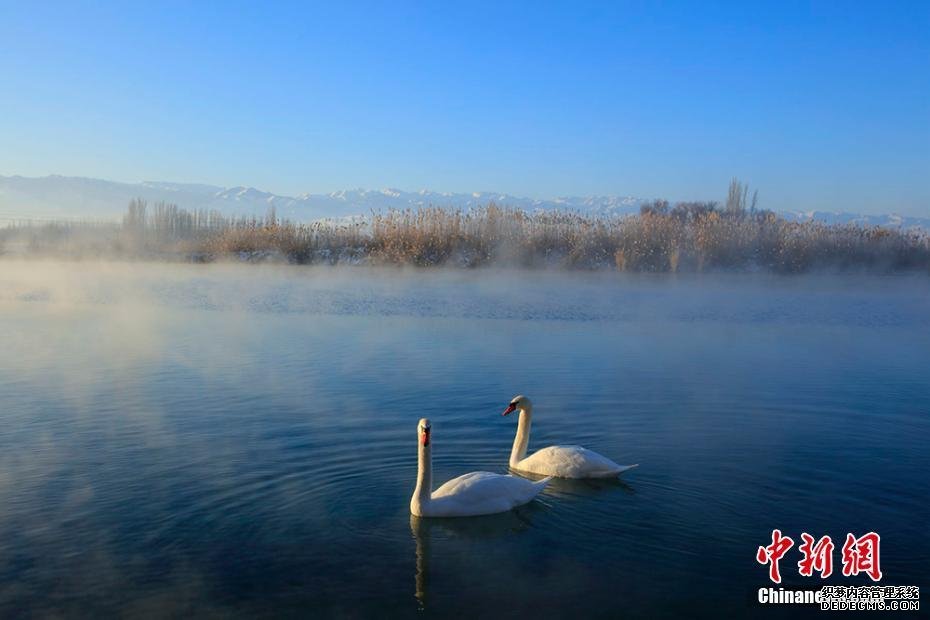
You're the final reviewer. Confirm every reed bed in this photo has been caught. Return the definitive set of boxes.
[2,197,928,274]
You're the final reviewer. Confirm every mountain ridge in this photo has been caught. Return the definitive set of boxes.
[1,174,927,230]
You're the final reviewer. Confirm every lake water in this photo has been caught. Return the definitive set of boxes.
[1,263,928,618]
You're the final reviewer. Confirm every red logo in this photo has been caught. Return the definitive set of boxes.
[798,533,834,578]
[841,532,882,582]
[756,529,794,583]
[758,530,881,583]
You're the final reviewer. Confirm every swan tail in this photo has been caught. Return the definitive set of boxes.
[588,464,638,478]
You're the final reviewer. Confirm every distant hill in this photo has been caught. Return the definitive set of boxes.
[1,174,927,229]
[778,210,930,230]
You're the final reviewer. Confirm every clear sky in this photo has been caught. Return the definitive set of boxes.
[1,1,927,214]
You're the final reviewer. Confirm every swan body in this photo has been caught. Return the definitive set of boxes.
[423,471,549,517]
[411,418,549,518]
[503,395,638,479]
[514,445,638,479]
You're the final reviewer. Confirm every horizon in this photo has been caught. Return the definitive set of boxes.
[0,174,923,220]
[1,172,647,201]
[6,173,930,234]
[2,2,929,216]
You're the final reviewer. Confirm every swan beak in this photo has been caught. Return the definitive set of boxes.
[420,428,430,446]
[502,404,517,416]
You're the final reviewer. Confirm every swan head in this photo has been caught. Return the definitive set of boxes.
[502,394,532,416]
[418,418,432,446]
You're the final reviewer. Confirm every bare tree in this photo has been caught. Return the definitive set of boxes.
[726,178,758,217]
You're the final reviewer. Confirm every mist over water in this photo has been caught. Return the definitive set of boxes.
[1,262,928,618]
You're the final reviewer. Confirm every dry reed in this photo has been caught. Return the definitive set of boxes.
[3,195,928,274]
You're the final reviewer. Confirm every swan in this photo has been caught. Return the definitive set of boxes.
[503,395,638,479]
[410,418,550,517]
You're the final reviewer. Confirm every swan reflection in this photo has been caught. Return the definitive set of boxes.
[410,507,542,610]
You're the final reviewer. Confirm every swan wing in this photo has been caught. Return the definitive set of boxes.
[428,472,549,517]
[517,445,638,479]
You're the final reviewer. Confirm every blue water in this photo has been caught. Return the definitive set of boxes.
[1,263,928,618]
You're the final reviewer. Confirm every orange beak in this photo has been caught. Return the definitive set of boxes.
[502,404,517,416]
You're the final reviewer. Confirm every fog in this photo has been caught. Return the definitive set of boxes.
[3,259,929,324]
[3,262,929,405]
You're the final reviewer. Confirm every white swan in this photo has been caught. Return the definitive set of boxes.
[503,395,638,479]
[410,418,550,517]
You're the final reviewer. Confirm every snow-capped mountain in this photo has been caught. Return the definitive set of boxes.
[779,210,930,230]
[0,175,647,222]
[1,174,927,230]
[291,188,645,219]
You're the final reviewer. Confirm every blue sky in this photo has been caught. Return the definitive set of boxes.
[1,1,927,214]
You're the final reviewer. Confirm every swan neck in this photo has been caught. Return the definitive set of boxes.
[510,406,532,467]
[411,441,432,514]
